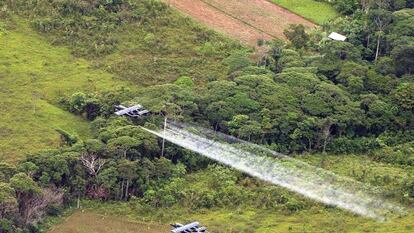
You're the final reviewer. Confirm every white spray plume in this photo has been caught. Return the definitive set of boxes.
[142,121,404,220]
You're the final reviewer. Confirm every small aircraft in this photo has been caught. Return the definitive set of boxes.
[114,104,150,117]
[170,222,207,233]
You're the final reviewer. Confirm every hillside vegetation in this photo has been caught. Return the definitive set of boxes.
[11,0,242,85]
[0,0,243,161]
[0,20,123,162]
[0,0,413,233]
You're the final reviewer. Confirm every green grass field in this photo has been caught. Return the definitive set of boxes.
[0,20,126,162]
[47,211,168,233]
[270,0,338,24]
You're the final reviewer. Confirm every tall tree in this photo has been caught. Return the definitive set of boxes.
[117,160,138,201]
[391,45,414,75]
[283,24,309,49]
[368,9,393,61]
[9,173,41,225]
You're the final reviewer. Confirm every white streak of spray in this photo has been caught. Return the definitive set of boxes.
[141,122,404,220]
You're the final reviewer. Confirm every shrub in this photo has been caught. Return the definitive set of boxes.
[401,179,414,200]
[174,76,194,88]
[0,219,15,233]
[257,38,265,47]
[223,51,253,73]
[331,0,359,15]
[284,24,309,49]
[327,137,379,154]
[46,203,63,216]
[285,200,306,213]
[371,143,414,166]
[197,42,218,56]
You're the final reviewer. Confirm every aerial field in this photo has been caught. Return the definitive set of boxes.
[3,1,414,233]
[48,211,169,233]
[164,0,316,45]
[270,0,338,24]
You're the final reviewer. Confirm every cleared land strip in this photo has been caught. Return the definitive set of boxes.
[164,0,316,46]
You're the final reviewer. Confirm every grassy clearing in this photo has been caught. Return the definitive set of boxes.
[188,208,414,233]
[47,210,169,233]
[0,20,125,162]
[50,203,414,233]
[79,154,414,233]
[270,0,338,24]
[84,198,414,233]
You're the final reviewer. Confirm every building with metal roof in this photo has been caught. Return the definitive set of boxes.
[328,32,347,41]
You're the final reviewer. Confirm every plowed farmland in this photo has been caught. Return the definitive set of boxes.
[164,0,316,45]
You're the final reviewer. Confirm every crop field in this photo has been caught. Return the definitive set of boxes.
[270,0,338,24]
[165,0,315,45]
[48,211,169,233]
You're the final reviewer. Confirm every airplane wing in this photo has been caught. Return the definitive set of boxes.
[171,222,200,233]
[114,105,143,116]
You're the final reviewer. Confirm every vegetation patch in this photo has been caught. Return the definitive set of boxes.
[8,0,243,86]
[270,0,338,24]
[81,153,414,233]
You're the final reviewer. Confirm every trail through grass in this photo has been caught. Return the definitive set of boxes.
[270,0,338,24]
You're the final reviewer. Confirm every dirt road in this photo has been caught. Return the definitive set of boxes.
[164,0,316,46]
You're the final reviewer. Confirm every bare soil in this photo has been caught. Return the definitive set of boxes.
[164,0,316,46]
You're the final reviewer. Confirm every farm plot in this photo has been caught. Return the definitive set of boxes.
[164,0,316,46]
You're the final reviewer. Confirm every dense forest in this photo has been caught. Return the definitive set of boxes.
[0,0,414,232]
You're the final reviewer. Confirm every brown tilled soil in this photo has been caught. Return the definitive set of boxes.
[164,0,316,46]
[48,211,169,233]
